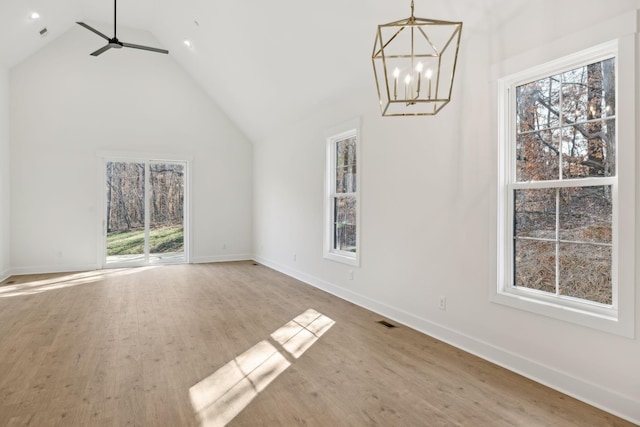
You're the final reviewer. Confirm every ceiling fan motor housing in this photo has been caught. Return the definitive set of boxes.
[76,0,168,56]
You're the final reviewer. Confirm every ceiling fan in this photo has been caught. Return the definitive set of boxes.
[76,0,168,56]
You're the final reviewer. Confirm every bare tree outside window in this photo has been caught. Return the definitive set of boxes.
[106,161,185,260]
[513,58,615,305]
[333,137,357,253]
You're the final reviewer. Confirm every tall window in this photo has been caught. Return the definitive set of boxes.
[325,122,360,266]
[496,41,635,336]
[513,56,616,305]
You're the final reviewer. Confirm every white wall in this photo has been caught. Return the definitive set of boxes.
[253,2,640,423]
[10,25,253,273]
[0,64,9,281]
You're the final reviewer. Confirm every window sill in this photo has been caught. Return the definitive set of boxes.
[324,251,359,267]
[490,288,633,338]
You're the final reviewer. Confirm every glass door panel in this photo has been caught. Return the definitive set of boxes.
[149,162,185,264]
[105,161,146,265]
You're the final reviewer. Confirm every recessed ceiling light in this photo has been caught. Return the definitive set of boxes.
[184,40,193,48]
[30,12,41,20]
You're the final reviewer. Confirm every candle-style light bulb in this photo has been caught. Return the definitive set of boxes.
[426,68,433,99]
[393,68,400,99]
[415,62,423,96]
[404,74,411,100]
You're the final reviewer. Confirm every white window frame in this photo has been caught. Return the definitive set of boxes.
[324,118,361,266]
[494,40,635,338]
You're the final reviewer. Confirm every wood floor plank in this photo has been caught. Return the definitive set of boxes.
[0,262,635,426]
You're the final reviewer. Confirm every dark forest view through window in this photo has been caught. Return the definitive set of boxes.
[105,161,185,265]
[333,137,357,253]
[513,58,615,305]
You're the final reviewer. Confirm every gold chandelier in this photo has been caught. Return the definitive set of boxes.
[372,1,463,116]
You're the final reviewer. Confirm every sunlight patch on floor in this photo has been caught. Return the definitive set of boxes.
[0,267,156,298]
[189,309,335,427]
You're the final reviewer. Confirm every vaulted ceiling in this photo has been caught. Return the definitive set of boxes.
[0,0,525,142]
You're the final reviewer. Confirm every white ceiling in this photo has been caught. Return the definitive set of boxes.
[0,0,526,141]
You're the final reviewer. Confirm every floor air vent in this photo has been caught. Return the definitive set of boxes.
[377,320,397,328]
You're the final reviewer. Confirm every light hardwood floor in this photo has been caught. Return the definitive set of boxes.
[0,261,635,426]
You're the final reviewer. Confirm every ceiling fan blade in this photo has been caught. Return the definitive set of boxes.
[122,42,169,55]
[90,45,113,56]
[76,22,110,41]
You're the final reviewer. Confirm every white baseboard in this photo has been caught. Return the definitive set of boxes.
[253,255,640,425]
[6,255,253,277]
[9,263,100,276]
[0,269,9,283]
[191,254,252,264]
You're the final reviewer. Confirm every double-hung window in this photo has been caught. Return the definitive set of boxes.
[496,40,635,336]
[324,121,360,266]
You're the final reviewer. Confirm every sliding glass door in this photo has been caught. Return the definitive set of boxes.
[103,159,187,267]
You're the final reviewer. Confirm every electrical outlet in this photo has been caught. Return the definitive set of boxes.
[439,296,446,311]
[348,270,354,280]
[293,253,297,262]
